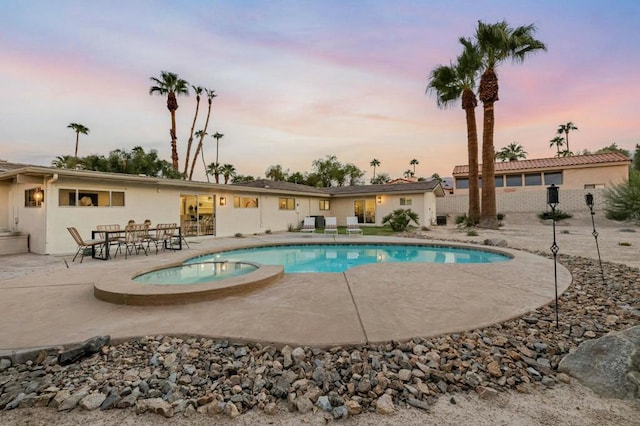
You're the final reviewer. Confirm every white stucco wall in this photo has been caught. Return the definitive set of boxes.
[0,183,10,230]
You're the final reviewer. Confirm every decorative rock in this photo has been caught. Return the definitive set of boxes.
[295,396,313,413]
[224,401,240,418]
[375,394,395,414]
[477,386,499,400]
[487,361,502,377]
[137,397,174,418]
[332,405,349,419]
[291,347,306,364]
[344,399,362,415]
[316,395,332,411]
[484,238,507,247]
[58,336,110,366]
[281,345,293,368]
[0,358,11,371]
[407,397,430,411]
[80,393,106,411]
[559,326,640,399]
[58,387,89,411]
[264,402,278,415]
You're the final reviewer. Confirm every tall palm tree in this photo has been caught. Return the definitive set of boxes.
[410,159,419,175]
[206,162,223,184]
[549,136,565,156]
[370,158,380,180]
[149,71,189,172]
[183,85,203,176]
[189,89,217,180]
[51,155,77,169]
[474,20,546,228]
[221,163,236,184]
[496,142,527,161]
[191,130,208,181]
[427,40,482,224]
[67,123,89,159]
[212,132,224,164]
[557,122,578,155]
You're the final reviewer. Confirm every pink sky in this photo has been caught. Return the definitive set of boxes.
[1,0,638,181]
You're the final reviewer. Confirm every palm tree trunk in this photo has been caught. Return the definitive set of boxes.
[183,98,200,176]
[74,132,80,158]
[189,101,213,180]
[478,69,499,229]
[170,110,179,172]
[564,131,570,154]
[462,89,479,225]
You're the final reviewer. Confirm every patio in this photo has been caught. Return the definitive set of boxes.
[0,232,571,352]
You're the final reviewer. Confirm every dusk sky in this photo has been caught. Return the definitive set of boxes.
[2,0,638,181]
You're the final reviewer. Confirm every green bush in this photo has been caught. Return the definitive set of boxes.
[455,213,475,227]
[497,213,505,221]
[537,210,573,221]
[604,170,640,223]
[466,230,479,236]
[382,209,420,232]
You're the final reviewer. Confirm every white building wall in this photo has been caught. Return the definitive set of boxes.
[0,183,10,230]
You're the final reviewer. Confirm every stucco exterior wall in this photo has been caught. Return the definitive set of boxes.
[437,187,608,217]
[0,183,10,230]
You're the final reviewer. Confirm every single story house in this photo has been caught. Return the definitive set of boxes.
[0,162,444,255]
[438,152,631,216]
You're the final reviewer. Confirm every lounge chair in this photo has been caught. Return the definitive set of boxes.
[346,216,362,236]
[324,217,338,234]
[300,217,316,233]
[67,227,105,263]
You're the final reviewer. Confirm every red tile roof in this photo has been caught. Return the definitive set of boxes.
[452,152,630,175]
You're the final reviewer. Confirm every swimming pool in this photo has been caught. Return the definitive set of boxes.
[187,244,511,273]
[133,261,258,285]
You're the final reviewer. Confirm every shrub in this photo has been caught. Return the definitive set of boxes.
[287,223,296,232]
[466,230,479,236]
[234,232,243,238]
[537,210,573,221]
[382,209,420,232]
[265,229,272,234]
[455,213,476,227]
[497,213,505,221]
[604,170,640,223]
[618,241,632,246]
[420,226,429,231]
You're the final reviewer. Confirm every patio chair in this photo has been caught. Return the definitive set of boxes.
[67,227,105,263]
[300,217,316,233]
[114,224,149,259]
[96,224,122,259]
[324,217,338,235]
[346,216,362,236]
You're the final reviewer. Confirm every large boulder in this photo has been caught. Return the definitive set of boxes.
[558,326,640,399]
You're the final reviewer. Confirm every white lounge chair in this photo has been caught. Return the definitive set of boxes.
[300,217,316,233]
[324,217,338,234]
[346,216,362,236]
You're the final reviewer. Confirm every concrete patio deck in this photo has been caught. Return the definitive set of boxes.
[0,232,571,353]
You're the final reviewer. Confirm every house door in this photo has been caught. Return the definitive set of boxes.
[354,199,376,224]
[180,194,215,236]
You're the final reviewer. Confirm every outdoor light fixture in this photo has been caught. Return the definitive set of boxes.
[219,196,227,206]
[377,195,382,204]
[546,184,560,328]
[585,192,605,284]
[33,188,43,203]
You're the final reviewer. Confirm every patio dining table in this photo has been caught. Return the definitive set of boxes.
[90,225,182,260]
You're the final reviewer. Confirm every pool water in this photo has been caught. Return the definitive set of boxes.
[187,244,510,273]
[133,261,257,285]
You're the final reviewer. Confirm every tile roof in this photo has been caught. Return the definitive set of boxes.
[327,180,442,196]
[452,152,631,175]
[231,179,330,195]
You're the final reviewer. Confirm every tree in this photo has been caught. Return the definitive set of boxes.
[232,174,255,183]
[149,71,189,172]
[427,40,482,224]
[312,155,341,187]
[51,155,78,169]
[604,170,640,223]
[403,169,413,178]
[596,143,630,158]
[206,162,222,184]
[382,209,420,232]
[221,164,236,184]
[370,172,391,184]
[265,164,288,181]
[474,20,546,228]
[549,136,565,157]
[343,163,365,186]
[212,132,224,164]
[183,85,203,176]
[410,159,419,175]
[496,142,527,161]
[67,123,89,159]
[189,89,217,180]
[370,158,380,180]
[634,144,640,172]
[287,171,306,184]
[557,122,578,155]
[431,173,443,184]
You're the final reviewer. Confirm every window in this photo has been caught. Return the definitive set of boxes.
[456,178,469,189]
[234,196,259,208]
[524,173,542,186]
[58,189,125,207]
[505,174,522,187]
[544,172,563,185]
[24,188,44,207]
[584,184,605,189]
[495,175,504,187]
[319,200,330,210]
[279,197,295,210]
[400,197,412,206]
